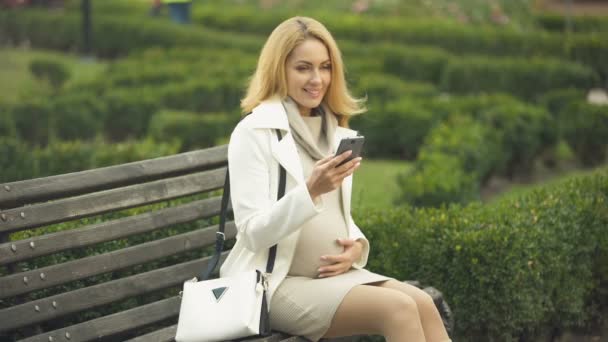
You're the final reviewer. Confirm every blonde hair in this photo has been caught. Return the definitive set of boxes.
[241,16,365,127]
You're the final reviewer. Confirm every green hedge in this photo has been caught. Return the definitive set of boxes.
[560,101,608,167]
[0,10,262,58]
[536,13,608,33]
[393,95,555,206]
[0,106,17,137]
[190,5,608,81]
[148,109,237,151]
[357,169,608,340]
[537,88,587,120]
[5,90,161,144]
[371,44,449,84]
[395,116,500,206]
[351,97,441,160]
[51,92,105,141]
[440,56,598,100]
[10,99,54,146]
[192,6,564,57]
[102,89,161,141]
[29,56,71,89]
[0,138,180,183]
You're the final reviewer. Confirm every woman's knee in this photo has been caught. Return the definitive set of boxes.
[384,293,421,329]
[412,289,437,313]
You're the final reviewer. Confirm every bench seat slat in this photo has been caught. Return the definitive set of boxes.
[0,222,237,299]
[0,167,226,235]
[125,326,299,342]
[0,145,228,209]
[0,253,228,332]
[19,296,181,342]
[0,197,222,266]
[125,325,177,342]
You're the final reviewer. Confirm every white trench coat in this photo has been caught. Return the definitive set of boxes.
[219,96,370,303]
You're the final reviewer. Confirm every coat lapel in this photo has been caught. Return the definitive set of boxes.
[271,131,304,184]
[248,97,360,205]
[248,97,305,184]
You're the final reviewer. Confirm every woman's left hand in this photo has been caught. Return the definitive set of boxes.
[317,239,363,278]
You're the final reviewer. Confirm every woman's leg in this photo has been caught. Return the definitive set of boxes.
[376,280,451,342]
[323,284,426,342]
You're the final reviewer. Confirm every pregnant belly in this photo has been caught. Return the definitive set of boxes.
[288,217,349,278]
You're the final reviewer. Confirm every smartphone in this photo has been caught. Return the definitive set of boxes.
[335,136,365,167]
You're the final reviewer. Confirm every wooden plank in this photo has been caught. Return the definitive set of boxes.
[0,196,222,266]
[0,145,228,209]
[0,167,226,235]
[241,333,300,342]
[125,325,177,342]
[19,296,181,342]
[126,327,295,342]
[0,253,228,332]
[0,222,236,299]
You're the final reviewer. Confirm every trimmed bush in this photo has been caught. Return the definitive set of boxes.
[148,110,237,151]
[537,88,587,120]
[395,116,501,206]
[378,44,450,84]
[536,13,608,33]
[352,73,438,109]
[395,151,479,207]
[51,93,105,141]
[0,106,17,138]
[29,57,71,89]
[560,101,608,166]
[475,101,556,176]
[357,169,608,340]
[568,34,608,83]
[440,56,597,100]
[421,94,555,176]
[351,97,439,159]
[1,138,181,183]
[420,115,503,180]
[0,137,35,182]
[102,89,161,141]
[0,10,262,58]
[10,99,54,146]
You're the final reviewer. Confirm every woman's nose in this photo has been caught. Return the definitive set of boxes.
[309,69,322,83]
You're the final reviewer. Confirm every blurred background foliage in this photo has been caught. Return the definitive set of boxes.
[0,0,607,340]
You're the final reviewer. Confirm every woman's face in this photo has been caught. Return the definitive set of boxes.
[285,38,332,116]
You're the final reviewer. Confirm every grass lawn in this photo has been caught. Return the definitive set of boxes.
[0,47,106,105]
[352,159,411,210]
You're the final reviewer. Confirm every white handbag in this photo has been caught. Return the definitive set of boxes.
[175,129,286,342]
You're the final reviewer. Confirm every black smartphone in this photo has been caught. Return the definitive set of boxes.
[335,136,365,167]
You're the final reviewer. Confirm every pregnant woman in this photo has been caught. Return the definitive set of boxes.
[219,16,451,342]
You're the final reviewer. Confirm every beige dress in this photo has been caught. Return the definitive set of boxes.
[269,115,390,341]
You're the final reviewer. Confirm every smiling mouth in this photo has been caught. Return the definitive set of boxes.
[304,89,322,97]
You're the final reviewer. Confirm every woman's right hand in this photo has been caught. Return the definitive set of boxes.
[306,150,362,202]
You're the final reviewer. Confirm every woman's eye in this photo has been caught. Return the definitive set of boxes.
[296,66,309,71]
[322,64,332,70]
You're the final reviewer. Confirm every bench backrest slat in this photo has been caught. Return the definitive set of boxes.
[0,146,228,209]
[0,251,229,332]
[0,147,235,341]
[20,296,181,342]
[0,223,236,299]
[0,197,222,266]
[0,168,226,235]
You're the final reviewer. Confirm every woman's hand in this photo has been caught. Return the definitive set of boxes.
[306,151,361,202]
[317,239,363,278]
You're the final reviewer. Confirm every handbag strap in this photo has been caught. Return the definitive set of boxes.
[201,129,286,280]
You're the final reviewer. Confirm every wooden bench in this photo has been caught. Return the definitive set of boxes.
[0,145,453,342]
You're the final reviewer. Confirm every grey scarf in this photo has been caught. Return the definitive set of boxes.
[282,97,338,161]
